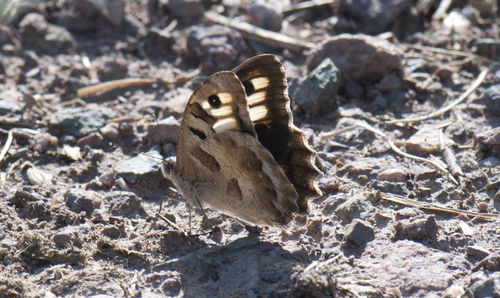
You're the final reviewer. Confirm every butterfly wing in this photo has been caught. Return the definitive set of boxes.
[194,131,298,226]
[176,71,256,179]
[233,54,322,211]
[173,71,298,225]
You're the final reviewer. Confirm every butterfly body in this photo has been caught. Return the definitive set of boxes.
[166,54,321,226]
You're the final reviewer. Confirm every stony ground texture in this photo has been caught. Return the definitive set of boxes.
[0,0,499,297]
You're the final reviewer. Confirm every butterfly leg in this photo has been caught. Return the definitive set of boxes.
[187,203,192,236]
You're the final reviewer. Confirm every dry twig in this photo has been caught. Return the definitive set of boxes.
[282,0,337,15]
[105,115,156,124]
[442,146,464,177]
[0,129,13,164]
[380,193,500,221]
[323,120,459,184]
[432,0,453,19]
[77,78,156,98]
[204,11,314,52]
[386,69,488,124]
[402,43,476,58]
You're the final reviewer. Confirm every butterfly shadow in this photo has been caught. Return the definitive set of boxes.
[152,232,313,296]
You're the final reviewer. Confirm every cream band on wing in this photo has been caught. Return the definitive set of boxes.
[207,105,233,117]
[249,105,268,122]
[213,117,238,133]
[251,77,270,90]
[247,91,267,106]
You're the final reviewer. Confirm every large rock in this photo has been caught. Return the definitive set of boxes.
[307,34,403,84]
[48,107,116,137]
[66,0,124,27]
[19,13,74,55]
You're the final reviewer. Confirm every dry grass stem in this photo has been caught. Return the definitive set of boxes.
[77,78,156,98]
[380,193,500,221]
[0,129,13,163]
[386,69,488,124]
[402,43,476,58]
[336,120,459,184]
[282,0,337,15]
[204,11,314,52]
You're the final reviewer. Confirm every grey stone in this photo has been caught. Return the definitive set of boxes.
[144,271,182,297]
[67,0,124,26]
[344,219,375,246]
[393,214,439,241]
[463,273,500,298]
[358,239,470,296]
[466,246,491,259]
[106,191,146,217]
[53,227,83,248]
[57,10,97,33]
[344,0,409,34]
[335,195,374,224]
[475,38,500,60]
[0,26,15,46]
[145,27,175,57]
[147,116,180,144]
[484,85,500,115]
[168,0,203,25]
[19,13,74,55]
[187,25,251,73]
[289,57,340,117]
[371,181,408,196]
[376,73,403,92]
[0,99,21,115]
[96,56,128,81]
[249,2,283,32]
[48,107,116,137]
[376,168,408,182]
[101,225,125,239]
[344,80,364,98]
[100,123,119,141]
[476,127,500,146]
[114,152,163,184]
[65,188,96,216]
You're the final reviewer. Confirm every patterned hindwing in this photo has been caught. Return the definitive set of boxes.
[176,71,255,179]
[233,54,322,211]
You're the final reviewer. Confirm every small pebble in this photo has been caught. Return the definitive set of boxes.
[76,132,106,148]
[477,202,489,213]
[376,168,408,182]
[344,219,375,246]
[65,188,96,216]
[106,191,146,218]
[466,245,491,259]
[393,214,439,241]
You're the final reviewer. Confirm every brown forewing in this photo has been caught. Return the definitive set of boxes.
[176,71,255,179]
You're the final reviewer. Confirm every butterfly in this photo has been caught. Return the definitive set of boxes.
[163,54,321,226]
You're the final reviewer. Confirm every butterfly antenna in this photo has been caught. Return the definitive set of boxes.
[151,112,159,125]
